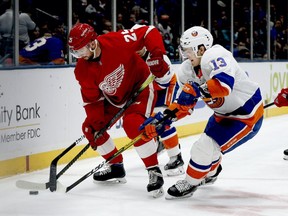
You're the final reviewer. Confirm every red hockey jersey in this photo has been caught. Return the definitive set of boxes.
[74,25,166,127]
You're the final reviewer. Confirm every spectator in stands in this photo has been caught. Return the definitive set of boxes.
[19,8,36,50]
[94,0,111,19]
[234,26,250,56]
[117,13,125,28]
[157,14,175,60]
[125,14,137,29]
[271,20,286,59]
[19,24,65,65]
[131,5,148,23]
[0,0,13,63]
[29,26,41,41]
[102,19,112,34]
[0,0,36,58]
[254,2,266,22]
[157,14,173,45]
[116,23,125,32]
[253,30,266,59]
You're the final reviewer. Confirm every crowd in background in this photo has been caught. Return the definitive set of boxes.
[0,0,287,67]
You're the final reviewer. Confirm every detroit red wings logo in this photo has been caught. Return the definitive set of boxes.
[99,64,125,95]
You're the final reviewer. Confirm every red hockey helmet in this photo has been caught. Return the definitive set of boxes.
[68,23,98,57]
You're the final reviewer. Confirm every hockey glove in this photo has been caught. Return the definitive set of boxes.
[198,82,212,98]
[274,88,288,107]
[139,112,173,142]
[165,102,195,120]
[82,119,98,150]
[178,82,201,106]
[147,48,169,78]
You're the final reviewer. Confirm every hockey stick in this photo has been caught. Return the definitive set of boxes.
[16,75,156,191]
[264,102,275,109]
[16,135,85,190]
[48,135,87,191]
[64,108,178,193]
[64,99,276,192]
[48,74,156,191]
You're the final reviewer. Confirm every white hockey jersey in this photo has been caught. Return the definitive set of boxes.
[176,44,263,125]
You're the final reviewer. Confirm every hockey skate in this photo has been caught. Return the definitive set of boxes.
[93,163,127,184]
[164,153,185,176]
[283,149,288,160]
[166,180,198,200]
[199,164,222,186]
[147,166,164,198]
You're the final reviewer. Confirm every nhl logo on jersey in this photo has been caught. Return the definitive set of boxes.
[191,31,198,37]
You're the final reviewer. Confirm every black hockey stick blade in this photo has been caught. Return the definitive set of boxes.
[49,135,85,191]
[15,136,85,191]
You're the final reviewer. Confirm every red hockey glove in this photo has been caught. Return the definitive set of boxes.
[147,48,169,78]
[139,112,173,142]
[82,119,98,150]
[274,88,288,107]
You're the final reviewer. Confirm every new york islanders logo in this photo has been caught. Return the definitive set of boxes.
[99,64,125,95]
[204,97,225,108]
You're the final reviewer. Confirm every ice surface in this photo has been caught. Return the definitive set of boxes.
[1,114,288,216]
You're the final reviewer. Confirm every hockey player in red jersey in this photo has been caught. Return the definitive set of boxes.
[274,88,288,108]
[68,23,170,197]
[136,45,184,176]
[274,88,288,160]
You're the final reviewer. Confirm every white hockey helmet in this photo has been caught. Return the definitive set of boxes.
[180,26,213,58]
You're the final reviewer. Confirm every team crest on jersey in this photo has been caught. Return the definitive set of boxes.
[99,64,125,95]
[191,31,198,37]
[205,97,225,108]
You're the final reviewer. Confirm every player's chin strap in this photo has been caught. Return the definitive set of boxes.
[89,39,98,59]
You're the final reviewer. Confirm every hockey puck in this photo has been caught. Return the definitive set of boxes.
[283,149,288,160]
[29,190,39,195]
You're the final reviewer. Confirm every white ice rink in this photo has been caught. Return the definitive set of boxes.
[1,114,288,216]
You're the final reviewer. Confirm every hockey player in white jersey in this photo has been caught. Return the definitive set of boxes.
[140,26,264,199]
